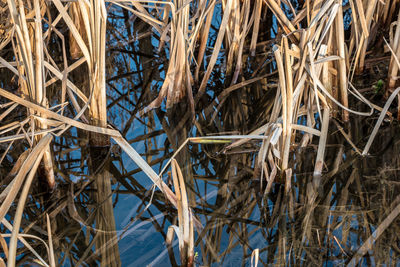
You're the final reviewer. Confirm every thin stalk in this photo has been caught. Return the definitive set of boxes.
[335,0,349,121]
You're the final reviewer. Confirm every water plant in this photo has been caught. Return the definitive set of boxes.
[0,0,400,266]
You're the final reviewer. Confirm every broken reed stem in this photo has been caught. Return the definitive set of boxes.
[313,106,330,180]
[272,45,288,170]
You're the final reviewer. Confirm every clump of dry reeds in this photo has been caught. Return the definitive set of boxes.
[0,0,182,265]
[0,0,400,266]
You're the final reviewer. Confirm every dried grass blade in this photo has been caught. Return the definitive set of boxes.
[388,8,400,88]
[0,134,52,223]
[0,87,119,136]
[313,3,339,50]
[2,234,50,267]
[307,42,322,120]
[362,87,400,155]
[112,136,177,206]
[7,134,52,266]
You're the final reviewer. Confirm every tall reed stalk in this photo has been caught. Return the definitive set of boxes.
[0,0,399,265]
[7,0,55,188]
[65,1,120,265]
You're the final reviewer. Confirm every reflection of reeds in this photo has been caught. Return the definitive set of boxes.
[67,1,120,265]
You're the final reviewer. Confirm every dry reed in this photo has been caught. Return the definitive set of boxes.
[0,0,399,266]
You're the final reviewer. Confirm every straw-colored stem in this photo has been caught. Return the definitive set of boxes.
[358,0,378,72]
[272,45,287,169]
[282,37,293,173]
[388,8,400,89]
[313,107,330,180]
[7,134,52,267]
[335,0,349,122]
